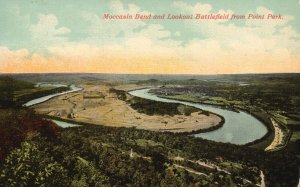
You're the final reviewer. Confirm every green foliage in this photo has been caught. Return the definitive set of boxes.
[0,108,61,161]
[109,88,200,116]
[0,77,16,107]
[129,96,199,116]
[15,86,69,106]
[0,76,35,107]
[0,76,70,107]
[151,151,168,172]
[0,73,299,186]
[71,156,109,187]
[152,75,300,157]
[0,121,298,186]
[109,88,127,100]
[177,105,198,116]
[0,141,68,187]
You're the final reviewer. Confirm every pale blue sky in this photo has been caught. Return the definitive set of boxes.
[0,0,299,74]
[1,0,299,51]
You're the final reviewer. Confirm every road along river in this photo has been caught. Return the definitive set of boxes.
[129,88,268,145]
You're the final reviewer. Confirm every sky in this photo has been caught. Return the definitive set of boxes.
[0,0,299,74]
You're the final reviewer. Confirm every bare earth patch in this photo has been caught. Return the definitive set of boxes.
[265,119,285,151]
[33,84,222,133]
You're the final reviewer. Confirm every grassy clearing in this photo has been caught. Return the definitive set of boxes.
[290,131,300,143]
[135,139,164,147]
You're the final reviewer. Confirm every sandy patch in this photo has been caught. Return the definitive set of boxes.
[265,119,284,151]
[33,84,222,133]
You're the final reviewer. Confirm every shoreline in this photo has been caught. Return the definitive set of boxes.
[42,113,225,136]
[19,86,71,106]
[143,88,275,149]
[32,84,273,149]
[126,87,225,135]
[33,84,223,134]
[24,85,83,107]
[175,113,225,136]
[125,86,225,134]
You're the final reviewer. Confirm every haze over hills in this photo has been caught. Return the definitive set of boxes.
[1,72,300,83]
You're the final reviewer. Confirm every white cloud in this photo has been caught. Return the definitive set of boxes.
[48,24,181,60]
[2,1,298,74]
[173,1,233,23]
[0,47,29,63]
[41,1,299,74]
[74,1,181,58]
[30,14,70,50]
[81,0,151,45]
[135,24,171,39]
[246,6,294,28]
[0,47,29,71]
[173,1,212,14]
[174,31,181,37]
[172,2,300,63]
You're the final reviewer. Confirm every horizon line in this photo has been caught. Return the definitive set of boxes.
[1,72,300,76]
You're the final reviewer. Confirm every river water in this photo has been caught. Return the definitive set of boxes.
[129,88,268,145]
[24,84,268,145]
[24,84,83,128]
[23,85,82,107]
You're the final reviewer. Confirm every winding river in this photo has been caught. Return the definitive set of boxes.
[24,84,268,145]
[24,84,83,128]
[23,84,82,107]
[129,88,268,145]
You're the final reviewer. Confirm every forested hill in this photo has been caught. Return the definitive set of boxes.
[0,115,298,186]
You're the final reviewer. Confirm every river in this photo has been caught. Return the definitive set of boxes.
[129,88,268,145]
[24,84,83,128]
[23,84,82,107]
[24,84,268,145]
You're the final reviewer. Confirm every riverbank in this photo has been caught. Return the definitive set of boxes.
[149,90,274,149]
[32,84,223,134]
[23,85,82,107]
[120,86,226,135]
[15,86,71,107]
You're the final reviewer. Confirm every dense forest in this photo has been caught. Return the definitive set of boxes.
[0,77,34,107]
[110,88,200,116]
[0,76,70,107]
[0,75,299,186]
[0,108,298,186]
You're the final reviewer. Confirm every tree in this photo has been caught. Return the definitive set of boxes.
[151,151,168,172]
[0,141,69,186]
[0,77,14,107]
